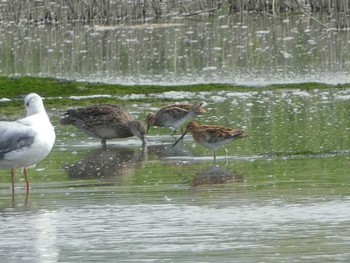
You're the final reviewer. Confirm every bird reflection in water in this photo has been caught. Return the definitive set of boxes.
[147,142,194,160]
[65,146,146,181]
[193,165,244,187]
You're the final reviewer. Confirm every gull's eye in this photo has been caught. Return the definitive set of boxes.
[26,102,30,107]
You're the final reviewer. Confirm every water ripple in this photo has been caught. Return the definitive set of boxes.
[1,197,350,262]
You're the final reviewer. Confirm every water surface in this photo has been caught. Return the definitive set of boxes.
[1,89,349,262]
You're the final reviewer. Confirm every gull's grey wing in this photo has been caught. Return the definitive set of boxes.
[0,121,36,158]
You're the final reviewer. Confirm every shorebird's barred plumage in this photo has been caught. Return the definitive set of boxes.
[146,102,206,135]
[60,104,146,147]
[173,122,246,163]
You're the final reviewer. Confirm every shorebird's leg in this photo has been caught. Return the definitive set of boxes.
[213,150,217,164]
[223,147,229,165]
[24,168,30,195]
[171,129,177,136]
[11,168,15,203]
[224,147,228,161]
[101,138,107,148]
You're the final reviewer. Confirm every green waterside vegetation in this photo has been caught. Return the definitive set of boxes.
[0,76,349,106]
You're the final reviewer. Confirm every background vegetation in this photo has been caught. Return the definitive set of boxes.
[1,0,349,28]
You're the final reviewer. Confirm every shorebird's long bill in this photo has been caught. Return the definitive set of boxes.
[173,131,187,147]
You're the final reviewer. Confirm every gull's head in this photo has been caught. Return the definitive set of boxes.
[24,93,45,116]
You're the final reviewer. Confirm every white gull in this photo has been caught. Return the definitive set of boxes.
[0,93,56,196]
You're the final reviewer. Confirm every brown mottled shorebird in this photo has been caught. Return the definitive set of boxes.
[146,102,206,135]
[60,104,146,147]
[173,121,246,163]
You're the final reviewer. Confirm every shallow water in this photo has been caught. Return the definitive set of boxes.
[2,190,350,262]
[1,89,350,262]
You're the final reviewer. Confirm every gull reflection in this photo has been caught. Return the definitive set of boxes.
[193,165,244,186]
[65,146,146,180]
[3,191,29,208]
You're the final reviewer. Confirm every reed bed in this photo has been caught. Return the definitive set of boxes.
[0,0,349,28]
